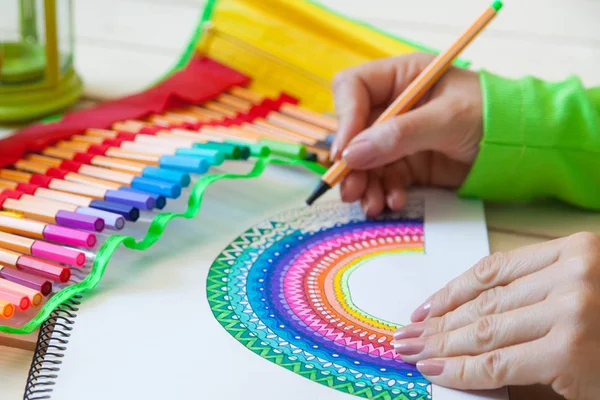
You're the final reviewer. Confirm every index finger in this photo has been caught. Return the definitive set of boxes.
[330,54,435,160]
[411,237,567,322]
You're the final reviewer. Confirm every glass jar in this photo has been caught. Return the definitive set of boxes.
[0,0,82,123]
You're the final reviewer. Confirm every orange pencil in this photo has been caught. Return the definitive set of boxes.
[306,1,503,205]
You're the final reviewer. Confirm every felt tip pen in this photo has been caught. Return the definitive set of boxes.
[0,194,105,232]
[59,137,199,183]
[92,126,226,166]
[0,298,14,319]
[46,137,224,172]
[24,156,159,209]
[306,1,503,205]
[0,265,53,296]
[0,247,71,283]
[70,136,211,175]
[0,286,29,311]
[14,159,160,208]
[0,278,43,307]
[0,213,97,248]
[0,230,85,267]
[43,143,195,188]
[0,175,127,230]
[9,164,143,220]
[48,146,185,196]
[213,89,335,136]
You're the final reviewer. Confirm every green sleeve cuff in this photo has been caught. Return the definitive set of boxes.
[459,71,600,209]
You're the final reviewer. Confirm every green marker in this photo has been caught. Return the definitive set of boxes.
[193,142,249,160]
[225,140,271,158]
[259,139,307,159]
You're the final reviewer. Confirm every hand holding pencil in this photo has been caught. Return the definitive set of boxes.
[306,1,503,213]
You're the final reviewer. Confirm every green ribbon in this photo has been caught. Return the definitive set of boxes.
[0,157,325,334]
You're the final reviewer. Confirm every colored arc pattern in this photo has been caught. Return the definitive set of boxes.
[207,200,432,399]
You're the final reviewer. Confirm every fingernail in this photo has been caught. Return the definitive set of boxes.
[417,360,445,376]
[361,201,369,216]
[411,297,432,322]
[393,322,425,340]
[393,338,425,355]
[342,140,376,167]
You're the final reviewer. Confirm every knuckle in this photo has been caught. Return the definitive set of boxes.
[482,351,508,386]
[331,69,354,90]
[445,95,475,122]
[384,119,409,150]
[437,286,456,311]
[475,288,500,316]
[570,231,600,250]
[560,292,597,359]
[455,358,468,384]
[474,253,505,287]
[436,334,449,355]
[474,316,496,348]
[570,290,597,330]
[433,313,450,334]
[566,256,589,280]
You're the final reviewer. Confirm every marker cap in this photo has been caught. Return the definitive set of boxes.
[141,167,190,188]
[119,187,166,210]
[43,224,97,248]
[31,241,86,267]
[0,267,52,296]
[16,255,71,283]
[55,210,105,232]
[159,155,209,174]
[89,200,139,222]
[174,148,225,166]
[76,206,125,230]
[104,189,155,210]
[131,177,181,199]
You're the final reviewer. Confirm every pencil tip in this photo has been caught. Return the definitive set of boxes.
[306,181,331,206]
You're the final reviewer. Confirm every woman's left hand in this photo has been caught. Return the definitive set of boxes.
[392,232,600,400]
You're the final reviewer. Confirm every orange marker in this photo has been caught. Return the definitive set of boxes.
[0,298,14,319]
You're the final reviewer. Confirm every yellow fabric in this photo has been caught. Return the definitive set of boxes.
[197,0,420,112]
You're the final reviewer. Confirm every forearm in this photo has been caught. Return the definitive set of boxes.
[459,71,600,209]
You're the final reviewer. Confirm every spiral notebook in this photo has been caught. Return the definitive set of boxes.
[23,160,507,400]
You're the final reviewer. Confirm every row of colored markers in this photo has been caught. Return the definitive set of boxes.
[0,86,337,321]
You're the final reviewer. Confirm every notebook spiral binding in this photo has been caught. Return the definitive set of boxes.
[23,295,82,400]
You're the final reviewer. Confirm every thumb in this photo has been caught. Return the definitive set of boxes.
[342,101,450,170]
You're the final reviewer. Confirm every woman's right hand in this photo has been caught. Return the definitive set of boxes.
[330,53,485,217]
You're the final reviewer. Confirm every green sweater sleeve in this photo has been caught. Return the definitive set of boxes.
[459,71,600,210]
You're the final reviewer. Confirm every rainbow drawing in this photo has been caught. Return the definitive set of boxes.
[207,200,433,399]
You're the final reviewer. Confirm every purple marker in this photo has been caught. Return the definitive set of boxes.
[105,189,155,210]
[2,198,104,232]
[55,210,105,232]
[75,207,125,230]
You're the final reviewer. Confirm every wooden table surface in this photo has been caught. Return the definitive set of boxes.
[0,0,598,398]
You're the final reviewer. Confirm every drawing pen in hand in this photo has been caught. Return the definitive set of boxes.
[306,1,503,206]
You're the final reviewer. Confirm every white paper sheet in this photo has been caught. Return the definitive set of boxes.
[42,162,507,400]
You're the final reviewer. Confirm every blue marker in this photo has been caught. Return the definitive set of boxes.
[173,148,225,166]
[159,156,209,174]
[130,176,181,199]
[119,187,166,210]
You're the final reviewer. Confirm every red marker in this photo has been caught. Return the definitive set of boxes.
[0,247,71,283]
[0,285,30,311]
[0,278,43,307]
